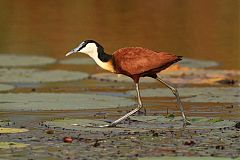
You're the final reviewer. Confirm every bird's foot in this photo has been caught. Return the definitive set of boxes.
[77,122,118,128]
[137,108,147,116]
[183,119,192,126]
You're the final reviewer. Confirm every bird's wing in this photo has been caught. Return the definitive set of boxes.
[113,47,181,75]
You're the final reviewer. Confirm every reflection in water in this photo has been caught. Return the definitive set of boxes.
[0,0,239,69]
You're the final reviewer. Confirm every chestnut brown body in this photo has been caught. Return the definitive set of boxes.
[112,47,182,82]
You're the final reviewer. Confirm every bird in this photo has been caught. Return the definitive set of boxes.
[66,40,190,127]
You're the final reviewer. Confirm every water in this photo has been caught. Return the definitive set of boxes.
[0,1,239,158]
[0,0,239,69]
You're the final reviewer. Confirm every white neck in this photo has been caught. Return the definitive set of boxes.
[81,43,115,72]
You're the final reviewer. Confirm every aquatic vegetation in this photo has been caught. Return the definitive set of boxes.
[126,87,240,103]
[90,69,239,84]
[139,156,240,160]
[59,57,95,65]
[0,84,14,92]
[0,142,29,149]
[0,93,134,111]
[179,58,219,68]
[0,68,89,83]
[0,119,12,127]
[0,54,56,67]
[43,116,236,131]
[0,128,29,134]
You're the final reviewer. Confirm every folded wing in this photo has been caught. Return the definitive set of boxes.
[113,47,181,75]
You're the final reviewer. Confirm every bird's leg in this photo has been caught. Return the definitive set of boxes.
[83,83,142,128]
[104,83,143,127]
[155,77,191,126]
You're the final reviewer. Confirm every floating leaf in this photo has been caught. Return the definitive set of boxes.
[0,54,56,67]
[161,68,240,77]
[59,57,95,65]
[208,118,224,123]
[127,87,240,103]
[129,116,236,129]
[43,116,236,132]
[0,119,12,127]
[166,113,175,119]
[90,67,239,85]
[44,118,111,132]
[0,84,14,91]
[0,93,134,111]
[0,127,29,133]
[43,118,147,132]
[130,116,170,123]
[138,156,239,160]
[0,68,89,83]
[179,58,219,68]
[0,142,29,149]
[91,73,158,83]
[190,117,209,123]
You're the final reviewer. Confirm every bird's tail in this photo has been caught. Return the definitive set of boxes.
[177,56,183,61]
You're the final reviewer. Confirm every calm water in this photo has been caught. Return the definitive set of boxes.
[0,0,239,69]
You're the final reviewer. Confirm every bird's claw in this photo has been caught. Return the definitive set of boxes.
[183,119,192,126]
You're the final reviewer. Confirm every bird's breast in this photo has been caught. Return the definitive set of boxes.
[95,58,115,73]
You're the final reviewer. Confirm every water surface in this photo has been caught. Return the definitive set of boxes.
[0,0,239,69]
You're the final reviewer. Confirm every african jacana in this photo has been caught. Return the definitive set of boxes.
[66,40,190,127]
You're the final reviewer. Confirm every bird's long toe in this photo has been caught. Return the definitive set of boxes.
[137,108,147,116]
[184,119,192,126]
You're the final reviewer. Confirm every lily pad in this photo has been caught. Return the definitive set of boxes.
[91,73,158,83]
[127,87,240,103]
[0,120,12,127]
[129,116,236,129]
[90,69,239,84]
[161,68,240,77]
[0,142,29,149]
[130,115,171,123]
[0,93,134,111]
[43,116,236,131]
[44,118,120,132]
[43,118,152,132]
[0,84,14,91]
[179,58,219,68]
[0,68,89,83]
[138,157,240,160]
[155,77,228,85]
[59,57,95,65]
[0,128,29,134]
[0,54,56,67]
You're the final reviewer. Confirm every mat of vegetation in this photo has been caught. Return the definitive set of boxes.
[0,93,134,111]
[0,54,56,67]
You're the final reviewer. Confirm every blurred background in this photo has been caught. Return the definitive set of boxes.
[0,0,239,69]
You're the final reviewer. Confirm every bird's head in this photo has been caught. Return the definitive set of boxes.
[66,40,104,57]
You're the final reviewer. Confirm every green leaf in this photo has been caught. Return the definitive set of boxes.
[127,87,240,103]
[0,93,134,111]
[138,157,239,160]
[0,69,89,83]
[0,127,29,134]
[0,54,56,67]
[59,57,95,65]
[0,142,29,149]
[165,113,175,119]
[0,84,14,92]
[208,118,224,123]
